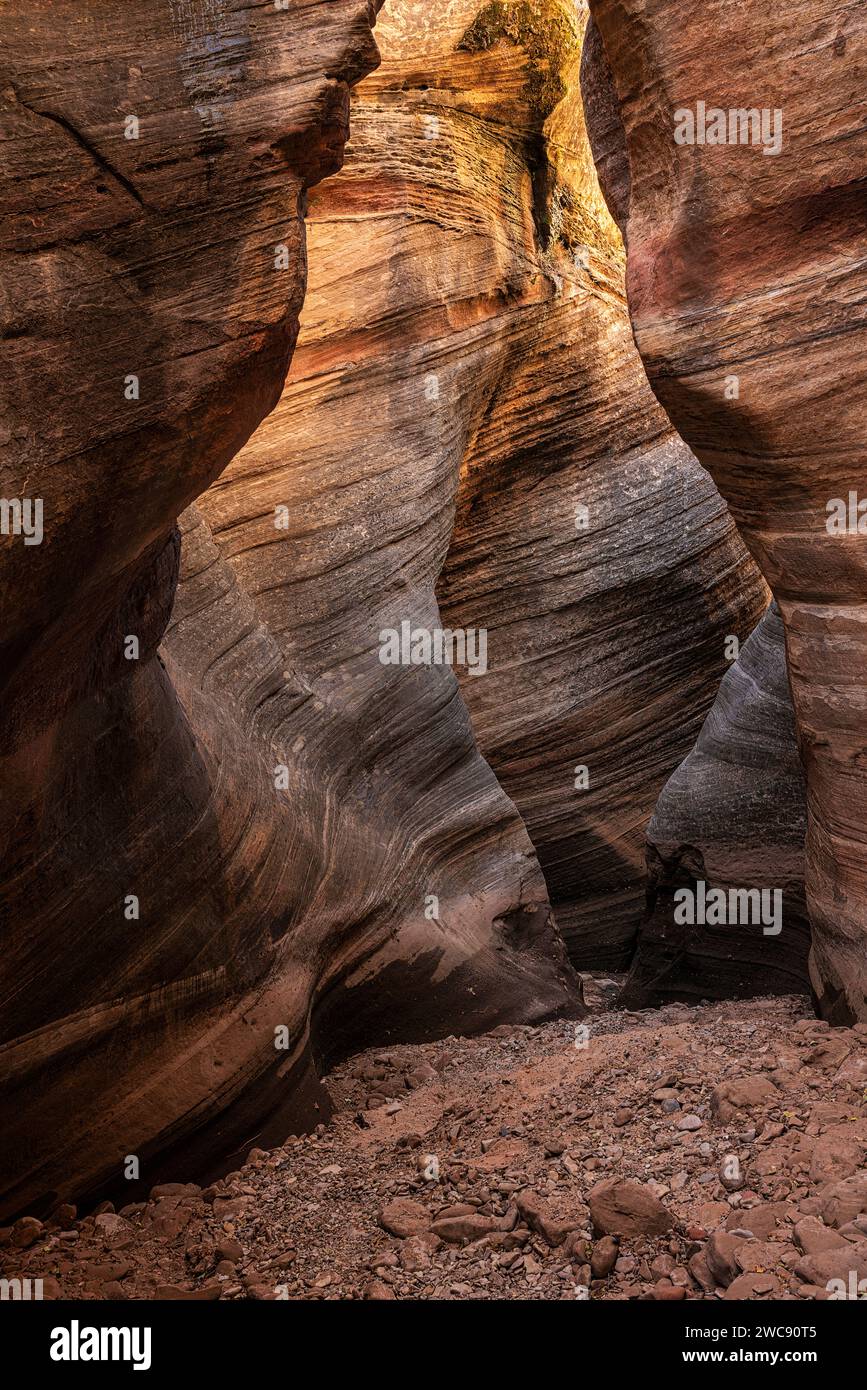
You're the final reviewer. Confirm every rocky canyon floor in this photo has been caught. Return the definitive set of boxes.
[7,987,867,1303]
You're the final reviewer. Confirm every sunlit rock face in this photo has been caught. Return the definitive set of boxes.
[623,604,809,1007]
[437,3,767,968]
[238,0,765,970]
[584,2,867,1019]
[0,0,581,1224]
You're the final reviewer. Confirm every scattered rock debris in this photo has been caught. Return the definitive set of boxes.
[6,990,867,1301]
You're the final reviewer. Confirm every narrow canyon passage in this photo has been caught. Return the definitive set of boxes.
[1,0,865,1318]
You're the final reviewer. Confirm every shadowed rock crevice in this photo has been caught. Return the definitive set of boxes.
[623,604,809,1007]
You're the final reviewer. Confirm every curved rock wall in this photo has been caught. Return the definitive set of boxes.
[0,0,780,1224]
[238,0,767,971]
[0,0,580,1224]
[623,603,809,1007]
[583,1,867,1019]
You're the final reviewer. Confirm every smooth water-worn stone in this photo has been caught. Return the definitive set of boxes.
[584,0,867,1019]
[0,0,579,1224]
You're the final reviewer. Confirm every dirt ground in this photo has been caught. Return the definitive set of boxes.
[6,984,867,1301]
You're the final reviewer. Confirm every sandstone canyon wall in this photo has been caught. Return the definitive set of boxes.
[583,0,867,1020]
[0,0,793,1227]
[229,0,767,973]
[0,0,581,1224]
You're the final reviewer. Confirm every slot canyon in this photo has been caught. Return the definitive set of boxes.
[1,0,866,1313]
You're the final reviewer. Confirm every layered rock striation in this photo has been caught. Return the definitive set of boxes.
[584,0,867,1018]
[0,0,579,1223]
[0,0,799,1227]
[245,0,768,971]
